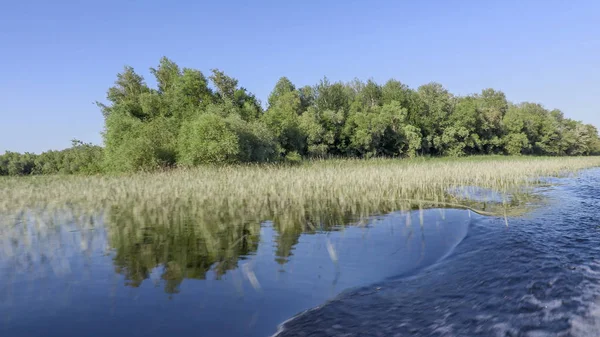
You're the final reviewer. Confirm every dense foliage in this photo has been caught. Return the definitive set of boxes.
[0,140,103,176]
[1,57,599,175]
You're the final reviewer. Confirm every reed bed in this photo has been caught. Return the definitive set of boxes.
[2,156,600,227]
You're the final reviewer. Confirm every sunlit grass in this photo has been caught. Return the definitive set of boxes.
[2,156,600,227]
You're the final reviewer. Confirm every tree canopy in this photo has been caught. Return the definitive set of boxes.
[1,57,599,175]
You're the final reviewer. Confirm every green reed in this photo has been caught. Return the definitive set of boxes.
[2,156,600,227]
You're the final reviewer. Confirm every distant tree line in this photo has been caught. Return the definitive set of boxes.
[1,57,599,175]
[0,140,103,176]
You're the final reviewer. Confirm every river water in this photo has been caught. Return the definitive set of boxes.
[1,169,599,337]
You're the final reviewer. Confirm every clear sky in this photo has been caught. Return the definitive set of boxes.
[1,0,598,153]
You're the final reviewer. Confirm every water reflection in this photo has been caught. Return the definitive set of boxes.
[107,206,261,293]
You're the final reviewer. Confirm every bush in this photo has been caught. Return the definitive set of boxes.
[33,141,104,175]
[104,114,177,172]
[0,152,36,176]
[285,151,302,163]
[226,115,278,163]
[178,113,240,165]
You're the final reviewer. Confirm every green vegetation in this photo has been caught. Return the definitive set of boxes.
[1,57,600,176]
[3,156,600,224]
[0,140,103,176]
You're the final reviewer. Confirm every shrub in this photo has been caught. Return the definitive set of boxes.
[104,114,177,172]
[177,113,240,165]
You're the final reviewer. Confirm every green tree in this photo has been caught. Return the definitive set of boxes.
[209,69,261,121]
[98,66,150,120]
[344,101,418,157]
[504,133,531,155]
[262,86,306,157]
[475,89,508,154]
[438,96,481,156]
[0,152,36,176]
[315,77,350,113]
[381,80,421,125]
[417,83,453,154]
[299,106,345,157]
[103,114,177,171]
[167,68,214,119]
[225,115,278,162]
[177,113,240,165]
[298,85,315,111]
[210,69,239,102]
[150,57,182,94]
[268,77,296,108]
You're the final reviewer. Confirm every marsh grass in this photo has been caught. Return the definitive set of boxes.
[2,156,600,228]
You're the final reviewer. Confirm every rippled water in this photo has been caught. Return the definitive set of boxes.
[1,169,599,337]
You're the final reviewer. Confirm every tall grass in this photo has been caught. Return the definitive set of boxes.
[2,156,599,227]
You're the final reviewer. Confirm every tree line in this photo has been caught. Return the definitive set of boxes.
[2,57,599,175]
[0,140,103,176]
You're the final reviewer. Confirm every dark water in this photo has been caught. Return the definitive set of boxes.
[1,169,599,337]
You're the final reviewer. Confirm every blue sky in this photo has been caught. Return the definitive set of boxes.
[1,0,599,153]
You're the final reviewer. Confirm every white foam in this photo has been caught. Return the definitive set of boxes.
[569,261,600,337]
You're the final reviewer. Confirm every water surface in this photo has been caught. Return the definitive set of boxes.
[1,204,469,336]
